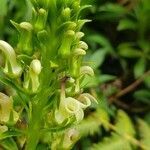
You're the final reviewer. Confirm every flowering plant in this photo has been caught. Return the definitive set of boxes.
[0,0,96,149]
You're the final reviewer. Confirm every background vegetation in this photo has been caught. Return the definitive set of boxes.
[0,0,150,149]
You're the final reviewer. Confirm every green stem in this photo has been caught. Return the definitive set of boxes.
[25,104,42,150]
[25,48,54,149]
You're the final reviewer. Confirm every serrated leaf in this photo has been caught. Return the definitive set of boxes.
[134,58,146,79]
[137,119,150,150]
[90,135,132,150]
[76,109,109,137]
[115,110,135,136]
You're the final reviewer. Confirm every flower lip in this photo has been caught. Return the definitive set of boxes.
[77,94,91,109]
[63,97,80,114]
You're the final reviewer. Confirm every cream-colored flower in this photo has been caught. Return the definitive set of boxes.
[24,59,42,93]
[80,66,94,76]
[55,97,84,124]
[62,128,79,149]
[0,40,22,77]
[0,93,19,123]
[0,125,8,133]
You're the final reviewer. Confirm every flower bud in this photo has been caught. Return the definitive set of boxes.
[69,58,80,78]
[73,48,86,56]
[58,30,75,58]
[57,22,76,34]
[36,0,50,8]
[78,41,88,50]
[0,93,19,123]
[61,7,71,21]
[72,1,80,14]
[30,59,42,74]
[23,59,42,93]
[0,40,22,77]
[80,66,94,76]
[11,21,33,55]
[34,8,48,31]
[75,32,84,39]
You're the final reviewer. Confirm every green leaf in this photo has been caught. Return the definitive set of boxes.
[118,43,142,58]
[87,35,114,54]
[99,74,116,84]
[76,109,109,137]
[90,49,107,69]
[90,135,132,150]
[134,58,146,78]
[80,75,100,88]
[115,110,135,136]
[0,138,18,150]
[99,3,126,15]
[144,76,150,88]
[137,119,150,150]
[0,129,23,140]
[117,19,137,31]
[134,89,150,104]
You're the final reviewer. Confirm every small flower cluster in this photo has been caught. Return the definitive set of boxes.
[0,0,96,149]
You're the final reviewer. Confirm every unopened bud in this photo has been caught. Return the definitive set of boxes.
[58,30,75,58]
[79,41,88,50]
[75,32,84,39]
[24,59,42,93]
[11,21,33,55]
[80,66,94,76]
[20,22,33,31]
[30,59,42,74]
[73,48,86,56]
[34,8,48,31]
[62,7,71,21]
